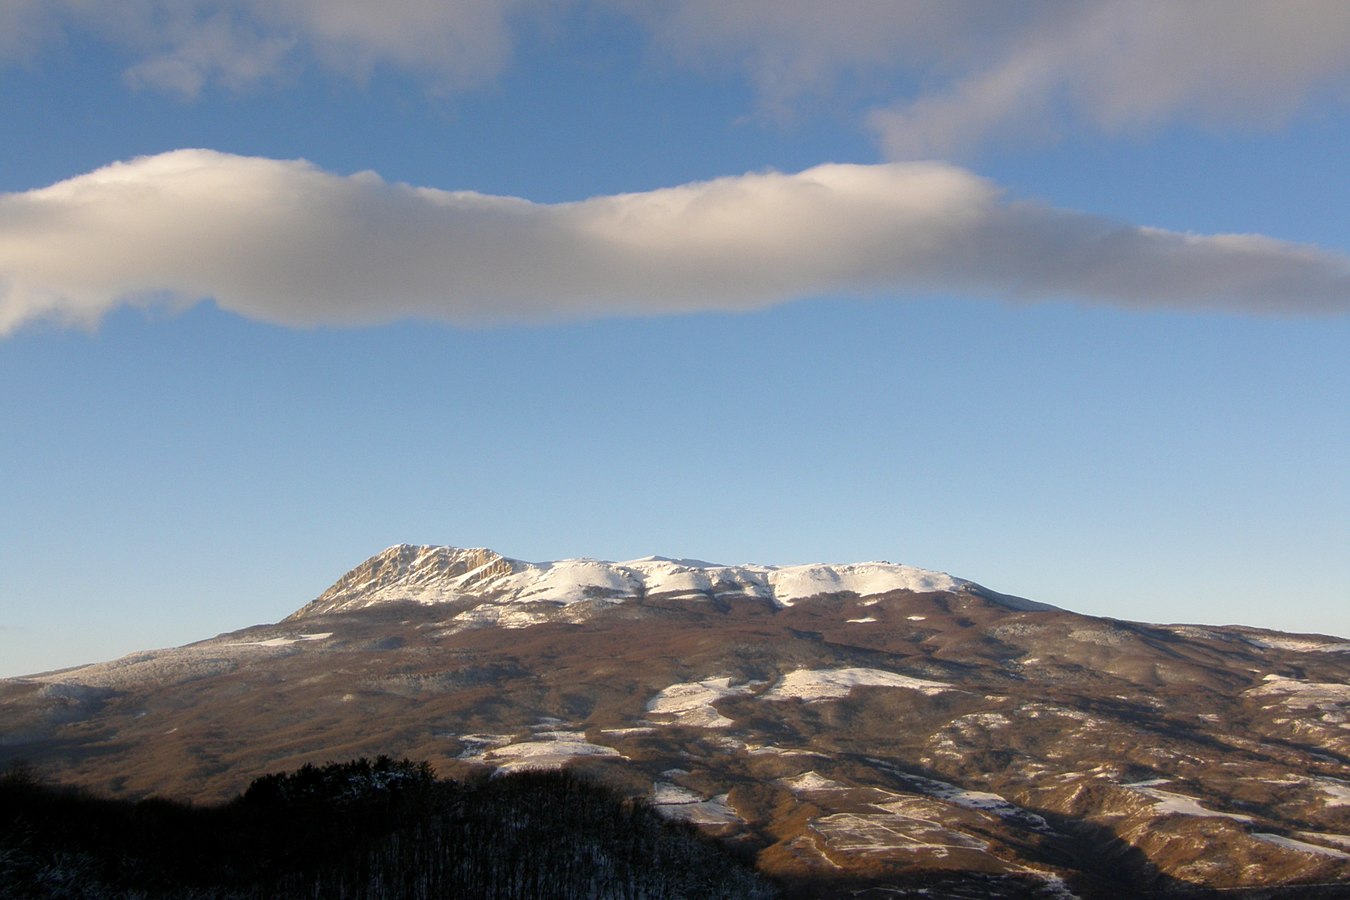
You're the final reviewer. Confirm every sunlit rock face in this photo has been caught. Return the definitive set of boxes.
[3,545,1348,897]
[292,545,519,615]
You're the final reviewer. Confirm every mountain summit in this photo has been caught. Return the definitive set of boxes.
[289,543,1053,622]
[3,544,1348,897]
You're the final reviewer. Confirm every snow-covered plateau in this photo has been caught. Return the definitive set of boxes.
[291,544,1037,619]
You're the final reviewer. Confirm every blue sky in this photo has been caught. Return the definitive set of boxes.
[2,2,1348,676]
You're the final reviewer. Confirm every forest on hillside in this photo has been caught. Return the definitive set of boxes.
[0,757,778,899]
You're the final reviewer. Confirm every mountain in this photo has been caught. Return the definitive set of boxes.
[3,545,1349,898]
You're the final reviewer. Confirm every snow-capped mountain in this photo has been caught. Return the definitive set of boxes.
[289,544,1052,622]
[3,544,1348,898]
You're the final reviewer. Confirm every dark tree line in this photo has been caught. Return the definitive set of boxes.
[0,758,777,899]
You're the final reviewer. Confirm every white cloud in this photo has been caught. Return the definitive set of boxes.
[1,150,1346,335]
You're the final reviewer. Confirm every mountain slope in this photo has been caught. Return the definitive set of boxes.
[2,545,1347,897]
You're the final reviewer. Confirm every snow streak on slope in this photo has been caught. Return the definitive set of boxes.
[291,545,1014,619]
[1252,833,1350,860]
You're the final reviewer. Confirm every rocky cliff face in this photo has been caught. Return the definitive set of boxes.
[289,545,519,616]
[3,545,1348,898]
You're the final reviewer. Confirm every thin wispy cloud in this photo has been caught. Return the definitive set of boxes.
[0,0,541,97]
[1,150,1346,335]
[863,2,1350,157]
[6,3,1348,151]
[627,1,1350,155]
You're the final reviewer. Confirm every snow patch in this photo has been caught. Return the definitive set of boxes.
[1311,776,1350,807]
[234,632,332,647]
[455,733,515,758]
[746,744,826,758]
[1254,774,1350,808]
[948,712,1011,730]
[1245,636,1350,653]
[810,812,990,856]
[473,732,624,773]
[762,667,953,702]
[781,771,850,794]
[645,677,759,728]
[1123,784,1255,823]
[1250,676,1350,728]
[650,783,742,825]
[1250,674,1350,710]
[451,602,567,630]
[902,774,1056,833]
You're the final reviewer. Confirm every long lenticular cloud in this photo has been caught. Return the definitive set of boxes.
[0,149,1346,335]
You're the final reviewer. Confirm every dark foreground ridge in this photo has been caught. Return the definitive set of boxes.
[0,758,776,899]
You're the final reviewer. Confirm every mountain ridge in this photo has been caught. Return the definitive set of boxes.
[287,543,1054,622]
